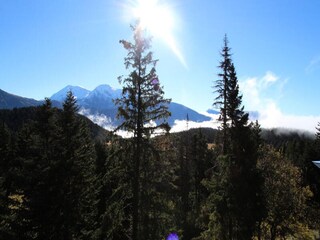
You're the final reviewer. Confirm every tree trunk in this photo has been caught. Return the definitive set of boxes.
[132,76,143,240]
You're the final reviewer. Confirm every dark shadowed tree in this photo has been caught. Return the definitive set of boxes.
[57,91,97,240]
[200,36,263,240]
[11,95,97,240]
[0,122,16,240]
[94,139,132,240]
[13,99,62,240]
[115,22,171,240]
[213,34,232,154]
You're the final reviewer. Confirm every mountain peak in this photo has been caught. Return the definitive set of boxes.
[51,85,90,102]
[88,84,121,99]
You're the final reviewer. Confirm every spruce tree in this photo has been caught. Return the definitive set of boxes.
[57,91,97,240]
[13,99,62,240]
[115,23,171,240]
[94,139,131,240]
[214,34,232,154]
[203,36,263,240]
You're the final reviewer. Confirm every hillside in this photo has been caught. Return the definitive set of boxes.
[0,106,110,142]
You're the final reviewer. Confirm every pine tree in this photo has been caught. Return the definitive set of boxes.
[13,99,63,239]
[203,36,263,240]
[214,34,232,154]
[94,139,132,240]
[226,56,263,240]
[115,23,171,240]
[57,91,97,240]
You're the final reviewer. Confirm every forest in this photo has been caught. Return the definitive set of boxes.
[1,24,320,240]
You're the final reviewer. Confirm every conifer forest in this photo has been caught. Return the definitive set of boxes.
[1,24,320,240]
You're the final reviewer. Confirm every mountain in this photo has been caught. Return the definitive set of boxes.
[51,85,90,102]
[79,85,122,110]
[169,102,211,125]
[0,89,41,109]
[207,108,220,115]
[0,85,212,129]
[0,106,110,142]
[49,84,211,126]
[0,89,62,109]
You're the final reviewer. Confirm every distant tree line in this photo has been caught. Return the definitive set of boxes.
[1,23,320,240]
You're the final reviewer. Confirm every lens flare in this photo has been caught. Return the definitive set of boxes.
[151,78,160,91]
[124,0,187,68]
[167,232,179,240]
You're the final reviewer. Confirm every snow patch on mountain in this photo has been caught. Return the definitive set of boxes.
[88,84,121,99]
[51,85,90,102]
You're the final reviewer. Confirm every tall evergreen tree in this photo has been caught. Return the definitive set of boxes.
[214,34,232,154]
[13,94,98,240]
[202,36,263,240]
[57,91,97,240]
[12,99,64,239]
[115,23,171,240]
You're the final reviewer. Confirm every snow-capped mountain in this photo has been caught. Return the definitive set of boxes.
[79,85,122,110]
[50,84,211,127]
[87,85,122,99]
[51,85,90,102]
[0,85,213,130]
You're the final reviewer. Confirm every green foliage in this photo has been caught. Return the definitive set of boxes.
[214,35,231,154]
[174,131,213,240]
[0,94,98,240]
[257,144,313,240]
[116,24,171,136]
[203,36,263,240]
[94,139,132,240]
[0,122,17,240]
[115,23,171,240]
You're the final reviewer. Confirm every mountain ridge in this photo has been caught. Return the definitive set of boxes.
[0,85,213,129]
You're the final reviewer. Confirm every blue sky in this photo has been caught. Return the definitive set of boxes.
[1,0,320,131]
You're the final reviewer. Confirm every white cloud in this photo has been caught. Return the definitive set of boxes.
[306,56,320,74]
[239,72,280,112]
[170,112,220,132]
[240,77,260,109]
[239,72,320,133]
[78,108,115,131]
[262,71,278,86]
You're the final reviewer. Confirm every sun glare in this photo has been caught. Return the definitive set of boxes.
[133,0,173,37]
[127,0,186,67]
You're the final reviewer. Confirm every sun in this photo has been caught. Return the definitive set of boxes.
[133,0,174,38]
[127,0,186,67]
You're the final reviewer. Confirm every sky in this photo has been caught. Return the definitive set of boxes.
[1,0,320,132]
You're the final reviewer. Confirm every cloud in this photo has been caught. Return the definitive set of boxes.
[78,108,115,130]
[306,56,320,74]
[240,77,260,109]
[239,72,281,111]
[239,72,320,133]
[262,71,278,86]
[79,108,134,138]
[170,112,220,132]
